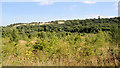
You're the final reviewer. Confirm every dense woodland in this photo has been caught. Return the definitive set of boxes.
[1,17,120,66]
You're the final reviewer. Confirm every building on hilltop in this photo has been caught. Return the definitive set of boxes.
[98,16,100,19]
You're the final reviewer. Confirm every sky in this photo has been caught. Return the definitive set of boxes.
[2,2,118,26]
[1,0,119,2]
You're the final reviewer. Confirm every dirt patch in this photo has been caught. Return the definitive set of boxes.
[31,40,37,44]
[19,40,27,45]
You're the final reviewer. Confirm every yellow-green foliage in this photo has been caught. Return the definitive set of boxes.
[2,31,119,66]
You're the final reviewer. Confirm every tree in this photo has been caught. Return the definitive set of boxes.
[11,29,19,42]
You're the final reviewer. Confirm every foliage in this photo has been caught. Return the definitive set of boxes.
[1,17,120,66]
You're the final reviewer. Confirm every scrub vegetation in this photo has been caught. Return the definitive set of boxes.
[1,17,120,66]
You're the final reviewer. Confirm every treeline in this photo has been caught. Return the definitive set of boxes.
[2,17,120,42]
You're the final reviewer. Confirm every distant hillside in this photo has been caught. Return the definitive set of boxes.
[2,17,120,40]
[6,20,66,28]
